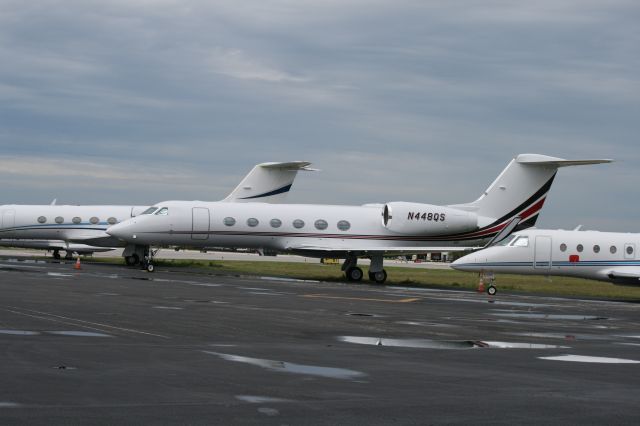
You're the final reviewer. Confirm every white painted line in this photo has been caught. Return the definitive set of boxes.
[539,355,640,364]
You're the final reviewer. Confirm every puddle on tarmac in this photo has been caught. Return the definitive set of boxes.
[492,313,608,320]
[338,336,568,350]
[539,355,640,364]
[260,276,319,283]
[249,292,283,296]
[396,321,454,328]
[153,306,183,310]
[96,293,119,296]
[236,395,293,404]
[47,331,113,337]
[339,336,477,349]
[0,329,40,336]
[47,272,73,278]
[346,312,383,318]
[0,402,21,408]
[203,351,366,380]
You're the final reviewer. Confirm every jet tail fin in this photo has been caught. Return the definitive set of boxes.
[449,154,612,232]
[222,161,316,203]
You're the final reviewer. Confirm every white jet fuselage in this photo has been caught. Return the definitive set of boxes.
[452,229,640,284]
[0,205,147,247]
[107,201,513,255]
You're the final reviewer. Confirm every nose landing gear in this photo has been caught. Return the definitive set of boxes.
[141,247,158,273]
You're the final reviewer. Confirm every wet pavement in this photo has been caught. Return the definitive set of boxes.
[0,257,639,425]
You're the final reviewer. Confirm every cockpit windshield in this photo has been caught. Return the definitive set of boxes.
[496,234,517,246]
[155,207,169,216]
[511,236,529,247]
[141,207,158,215]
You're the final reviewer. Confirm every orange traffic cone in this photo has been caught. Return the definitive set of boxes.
[477,274,485,293]
[74,257,81,270]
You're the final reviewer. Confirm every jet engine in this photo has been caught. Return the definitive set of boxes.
[382,202,478,235]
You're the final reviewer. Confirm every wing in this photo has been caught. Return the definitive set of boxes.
[606,268,640,283]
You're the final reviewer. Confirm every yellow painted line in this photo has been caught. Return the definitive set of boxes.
[302,294,420,303]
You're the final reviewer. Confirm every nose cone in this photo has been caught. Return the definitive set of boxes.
[106,220,136,241]
[451,253,479,272]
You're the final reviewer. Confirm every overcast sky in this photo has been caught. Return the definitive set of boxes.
[1,0,638,231]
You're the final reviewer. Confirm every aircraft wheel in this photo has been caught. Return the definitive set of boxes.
[345,267,363,282]
[369,269,387,284]
[125,254,139,266]
[64,251,73,260]
[146,263,155,273]
[487,285,497,296]
[53,250,61,260]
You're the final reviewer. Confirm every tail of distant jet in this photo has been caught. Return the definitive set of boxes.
[222,161,316,203]
[449,154,612,234]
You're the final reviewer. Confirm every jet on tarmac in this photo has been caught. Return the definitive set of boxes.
[0,161,313,261]
[452,228,640,294]
[107,154,611,281]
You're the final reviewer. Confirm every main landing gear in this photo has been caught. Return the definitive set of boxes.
[341,254,387,284]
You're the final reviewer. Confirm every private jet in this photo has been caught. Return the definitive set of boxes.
[0,161,313,262]
[452,228,640,293]
[107,154,611,282]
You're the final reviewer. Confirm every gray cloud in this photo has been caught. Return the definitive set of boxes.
[0,0,638,230]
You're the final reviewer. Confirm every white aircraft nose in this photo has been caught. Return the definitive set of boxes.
[451,254,478,271]
[106,221,134,240]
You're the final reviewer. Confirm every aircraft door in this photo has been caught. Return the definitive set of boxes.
[624,243,635,260]
[1,209,15,229]
[534,236,552,269]
[191,207,210,240]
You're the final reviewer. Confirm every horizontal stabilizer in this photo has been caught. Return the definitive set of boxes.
[516,154,613,167]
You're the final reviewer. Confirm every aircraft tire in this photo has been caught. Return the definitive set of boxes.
[53,250,61,260]
[146,263,155,273]
[487,285,497,296]
[369,269,387,284]
[125,254,139,266]
[346,267,363,282]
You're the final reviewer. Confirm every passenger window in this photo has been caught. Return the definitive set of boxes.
[293,219,305,229]
[560,243,567,252]
[142,207,158,215]
[55,216,64,224]
[223,217,236,226]
[155,208,169,216]
[337,220,351,231]
[627,246,634,255]
[89,217,99,224]
[593,245,600,253]
[314,219,328,230]
[512,236,529,247]
[107,217,117,225]
[610,246,617,254]
[72,217,81,224]
[247,218,259,227]
[37,216,47,224]
[270,219,282,228]
[577,244,584,253]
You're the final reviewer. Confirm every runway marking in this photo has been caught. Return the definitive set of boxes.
[302,294,420,303]
[2,307,169,339]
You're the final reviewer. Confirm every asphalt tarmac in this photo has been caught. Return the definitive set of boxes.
[1,256,639,425]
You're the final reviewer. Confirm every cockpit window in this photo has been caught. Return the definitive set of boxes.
[142,207,158,215]
[511,236,529,247]
[155,207,169,216]
[496,234,517,246]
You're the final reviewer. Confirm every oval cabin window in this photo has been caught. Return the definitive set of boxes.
[223,217,236,227]
[247,218,259,227]
[314,219,328,230]
[270,219,282,228]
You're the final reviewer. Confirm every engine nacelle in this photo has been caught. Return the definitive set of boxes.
[382,202,478,235]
